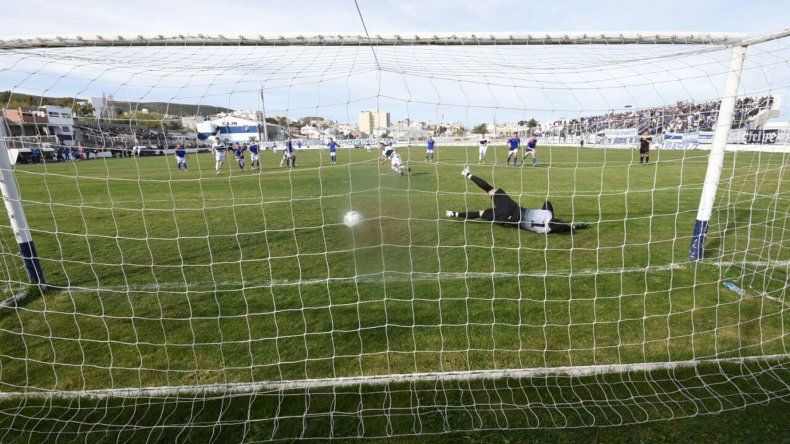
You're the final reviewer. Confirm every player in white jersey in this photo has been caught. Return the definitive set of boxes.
[390,150,412,176]
[478,134,489,163]
[445,166,589,234]
[212,137,227,174]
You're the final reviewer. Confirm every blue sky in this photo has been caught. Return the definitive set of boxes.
[0,1,788,124]
[1,0,787,37]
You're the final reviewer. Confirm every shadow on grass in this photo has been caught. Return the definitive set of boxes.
[0,284,50,318]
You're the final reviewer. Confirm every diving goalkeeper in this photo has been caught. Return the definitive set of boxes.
[445,166,589,234]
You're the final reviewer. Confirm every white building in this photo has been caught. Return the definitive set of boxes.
[337,123,357,134]
[196,114,282,143]
[39,105,75,146]
[493,123,523,137]
[90,93,117,119]
[180,116,203,131]
[358,110,390,136]
[300,126,322,139]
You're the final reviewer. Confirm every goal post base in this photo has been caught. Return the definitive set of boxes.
[19,240,45,285]
[688,219,709,261]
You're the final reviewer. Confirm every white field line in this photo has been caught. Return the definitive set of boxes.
[62,265,686,292]
[43,259,788,294]
[0,354,787,401]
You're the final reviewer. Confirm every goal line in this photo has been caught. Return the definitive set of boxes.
[8,259,783,295]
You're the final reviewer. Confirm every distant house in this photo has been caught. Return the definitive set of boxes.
[2,106,75,145]
[40,105,76,146]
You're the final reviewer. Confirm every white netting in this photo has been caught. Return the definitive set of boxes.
[0,32,787,440]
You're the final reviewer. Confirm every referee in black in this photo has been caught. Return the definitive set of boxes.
[639,130,652,165]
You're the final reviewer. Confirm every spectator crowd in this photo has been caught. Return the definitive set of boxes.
[74,121,167,148]
[547,96,774,138]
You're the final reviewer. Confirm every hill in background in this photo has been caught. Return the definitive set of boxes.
[108,100,232,117]
[0,91,232,117]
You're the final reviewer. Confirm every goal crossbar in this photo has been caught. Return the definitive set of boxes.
[0,31,757,50]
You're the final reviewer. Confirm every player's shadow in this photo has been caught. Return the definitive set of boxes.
[695,208,753,259]
[702,237,722,258]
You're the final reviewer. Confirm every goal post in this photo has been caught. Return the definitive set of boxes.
[689,27,790,260]
[0,118,45,286]
[0,27,787,440]
[688,44,748,261]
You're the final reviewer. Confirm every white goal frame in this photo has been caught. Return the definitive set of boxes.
[0,31,756,49]
[0,27,787,404]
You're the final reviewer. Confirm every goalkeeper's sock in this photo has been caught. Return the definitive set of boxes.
[469,175,494,193]
[646,156,650,163]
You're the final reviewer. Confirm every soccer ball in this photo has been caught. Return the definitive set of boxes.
[343,210,363,227]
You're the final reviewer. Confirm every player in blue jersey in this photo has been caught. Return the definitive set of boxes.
[174,143,187,172]
[445,166,589,234]
[297,140,303,151]
[327,138,338,165]
[425,135,435,161]
[522,136,538,167]
[248,142,260,170]
[282,139,296,168]
[506,132,520,166]
[233,143,246,171]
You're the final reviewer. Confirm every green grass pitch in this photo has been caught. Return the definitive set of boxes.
[0,145,786,439]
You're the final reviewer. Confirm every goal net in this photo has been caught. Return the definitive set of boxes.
[0,31,787,440]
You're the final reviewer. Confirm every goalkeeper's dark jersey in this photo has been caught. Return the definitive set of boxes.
[639,136,652,151]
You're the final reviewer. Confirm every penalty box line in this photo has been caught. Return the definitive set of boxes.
[0,354,787,400]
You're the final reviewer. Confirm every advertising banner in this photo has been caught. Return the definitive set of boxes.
[601,128,639,145]
[659,132,700,150]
